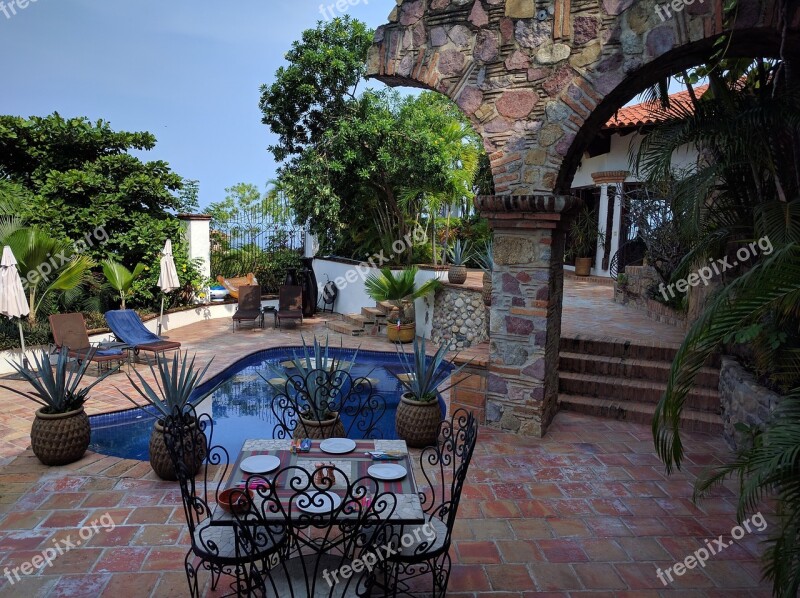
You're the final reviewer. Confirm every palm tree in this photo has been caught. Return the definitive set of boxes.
[102,259,145,310]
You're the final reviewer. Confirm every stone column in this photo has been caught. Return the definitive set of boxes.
[609,182,624,270]
[476,194,581,437]
[178,214,212,279]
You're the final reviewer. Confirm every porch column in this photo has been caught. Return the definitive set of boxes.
[476,194,581,437]
[590,171,628,277]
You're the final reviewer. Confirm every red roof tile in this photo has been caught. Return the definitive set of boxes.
[604,85,709,130]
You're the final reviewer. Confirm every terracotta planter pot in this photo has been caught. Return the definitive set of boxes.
[482,272,492,306]
[448,265,467,285]
[574,257,592,277]
[149,418,206,481]
[30,407,90,466]
[294,411,346,440]
[395,393,443,448]
[387,322,415,344]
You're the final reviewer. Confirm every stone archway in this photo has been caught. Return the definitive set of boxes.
[367,0,800,436]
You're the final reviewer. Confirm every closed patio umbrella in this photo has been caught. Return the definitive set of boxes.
[157,240,180,336]
[0,246,30,366]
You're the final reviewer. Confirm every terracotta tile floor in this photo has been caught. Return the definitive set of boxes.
[0,279,774,596]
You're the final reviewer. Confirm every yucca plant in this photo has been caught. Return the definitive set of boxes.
[260,335,364,420]
[102,259,145,309]
[1,347,114,413]
[120,351,217,418]
[364,266,442,325]
[475,241,494,274]
[447,239,472,266]
[393,336,471,403]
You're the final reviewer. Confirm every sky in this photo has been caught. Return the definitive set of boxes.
[0,0,395,209]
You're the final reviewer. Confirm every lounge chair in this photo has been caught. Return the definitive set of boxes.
[49,313,128,372]
[274,285,303,329]
[104,310,181,358]
[232,285,263,332]
[216,273,258,300]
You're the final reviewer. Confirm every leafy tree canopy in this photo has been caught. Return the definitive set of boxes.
[0,112,197,268]
[259,16,372,162]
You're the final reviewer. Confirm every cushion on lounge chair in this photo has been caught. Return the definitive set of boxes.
[95,348,124,357]
[104,310,181,351]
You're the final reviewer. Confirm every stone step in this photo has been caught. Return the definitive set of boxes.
[558,393,723,435]
[376,301,397,315]
[558,352,720,389]
[560,335,721,368]
[558,371,720,413]
[325,320,364,337]
[362,306,387,321]
[342,313,370,327]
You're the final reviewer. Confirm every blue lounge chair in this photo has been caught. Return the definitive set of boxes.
[104,310,181,357]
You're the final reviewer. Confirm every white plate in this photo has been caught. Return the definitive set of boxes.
[297,491,342,514]
[240,455,281,474]
[368,463,407,481]
[319,438,357,454]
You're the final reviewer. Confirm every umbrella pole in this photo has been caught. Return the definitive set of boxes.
[158,296,165,337]
[17,319,26,368]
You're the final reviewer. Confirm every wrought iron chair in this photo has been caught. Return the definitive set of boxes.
[270,368,387,440]
[163,405,286,597]
[239,464,398,596]
[380,409,479,597]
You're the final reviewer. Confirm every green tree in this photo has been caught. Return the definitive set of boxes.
[259,16,372,162]
[102,259,145,310]
[0,113,195,267]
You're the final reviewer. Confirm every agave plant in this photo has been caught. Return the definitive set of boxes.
[1,347,115,413]
[364,267,442,324]
[260,335,365,420]
[475,241,494,273]
[393,336,472,403]
[102,259,145,310]
[447,239,472,266]
[120,351,217,419]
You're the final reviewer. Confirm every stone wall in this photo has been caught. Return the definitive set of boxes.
[614,265,686,329]
[430,285,489,349]
[719,356,782,450]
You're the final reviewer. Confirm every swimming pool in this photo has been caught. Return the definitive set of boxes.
[88,347,448,461]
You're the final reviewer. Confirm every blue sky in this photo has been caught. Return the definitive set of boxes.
[0,0,395,208]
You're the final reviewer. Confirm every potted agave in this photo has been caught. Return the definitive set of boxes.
[475,241,493,306]
[262,335,364,439]
[393,337,471,447]
[567,206,602,277]
[447,239,471,285]
[2,348,116,466]
[121,351,219,480]
[365,267,442,343]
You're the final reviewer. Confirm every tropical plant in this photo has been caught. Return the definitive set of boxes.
[565,206,602,260]
[120,351,217,419]
[393,337,472,403]
[447,239,472,267]
[0,347,115,413]
[692,387,800,598]
[102,259,145,309]
[475,241,494,273]
[3,227,94,325]
[364,267,442,325]
[260,335,364,420]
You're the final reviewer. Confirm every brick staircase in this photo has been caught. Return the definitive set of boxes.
[325,301,397,337]
[558,336,723,433]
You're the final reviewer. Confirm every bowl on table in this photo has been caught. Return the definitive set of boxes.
[217,488,254,514]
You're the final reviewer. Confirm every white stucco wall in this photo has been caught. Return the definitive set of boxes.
[180,216,212,279]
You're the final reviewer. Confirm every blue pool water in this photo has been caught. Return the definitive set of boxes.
[88,347,448,461]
